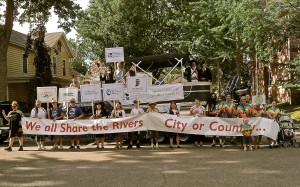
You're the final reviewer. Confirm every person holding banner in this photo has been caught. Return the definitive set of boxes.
[208,96,225,147]
[252,103,266,149]
[91,102,108,149]
[146,101,160,149]
[190,99,206,147]
[2,101,24,151]
[115,62,125,83]
[266,100,281,148]
[111,101,126,149]
[49,100,65,150]
[127,100,144,149]
[221,94,236,145]
[167,101,181,149]
[68,98,84,150]
[30,100,47,150]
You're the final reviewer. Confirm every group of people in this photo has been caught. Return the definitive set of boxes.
[2,92,282,152]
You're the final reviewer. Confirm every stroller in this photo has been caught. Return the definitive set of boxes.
[277,114,299,147]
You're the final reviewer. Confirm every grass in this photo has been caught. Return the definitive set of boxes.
[277,103,300,125]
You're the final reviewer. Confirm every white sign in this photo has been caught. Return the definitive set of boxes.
[37,87,57,103]
[58,87,78,103]
[127,76,148,93]
[122,83,184,104]
[103,83,125,101]
[136,72,152,86]
[252,95,266,105]
[21,115,279,140]
[105,47,124,63]
[80,84,101,102]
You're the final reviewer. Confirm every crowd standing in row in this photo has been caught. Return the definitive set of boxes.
[2,93,282,152]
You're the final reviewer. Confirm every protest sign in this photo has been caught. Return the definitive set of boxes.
[102,83,125,101]
[122,83,184,104]
[37,87,57,103]
[58,87,78,103]
[80,84,101,102]
[21,114,279,140]
[105,47,124,63]
[127,76,148,93]
[252,95,266,105]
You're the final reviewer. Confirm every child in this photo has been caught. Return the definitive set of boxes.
[241,118,253,151]
[190,99,206,147]
[146,101,160,149]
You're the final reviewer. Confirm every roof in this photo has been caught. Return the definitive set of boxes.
[10,30,73,57]
[128,53,190,70]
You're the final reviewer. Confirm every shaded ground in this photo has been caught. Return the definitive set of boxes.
[1,138,300,187]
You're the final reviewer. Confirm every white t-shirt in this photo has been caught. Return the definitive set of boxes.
[30,107,47,119]
[131,108,144,116]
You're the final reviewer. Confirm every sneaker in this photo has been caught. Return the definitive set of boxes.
[244,147,247,151]
[38,146,42,151]
[169,146,174,149]
[59,146,63,150]
[18,146,23,151]
[115,145,120,149]
[96,146,100,149]
[150,144,154,149]
[210,143,216,147]
[127,144,133,149]
[76,146,80,149]
[101,146,104,149]
[51,145,58,150]
[5,147,12,152]
[250,147,253,151]
[41,146,47,150]
[69,146,75,150]
[177,146,181,148]
[155,144,159,149]
[136,144,141,149]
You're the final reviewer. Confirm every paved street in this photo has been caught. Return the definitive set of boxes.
[1,137,300,187]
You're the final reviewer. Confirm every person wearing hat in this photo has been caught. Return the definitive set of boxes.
[2,101,24,151]
[48,99,65,150]
[184,60,199,82]
[30,100,47,150]
[127,100,144,149]
[198,61,212,82]
[146,101,160,149]
[68,98,84,150]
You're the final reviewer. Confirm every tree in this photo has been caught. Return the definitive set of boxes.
[68,38,89,75]
[0,0,81,101]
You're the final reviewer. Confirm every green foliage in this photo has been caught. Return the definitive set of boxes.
[68,38,89,75]
[287,55,300,89]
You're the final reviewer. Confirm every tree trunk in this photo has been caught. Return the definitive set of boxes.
[235,32,242,76]
[0,0,14,101]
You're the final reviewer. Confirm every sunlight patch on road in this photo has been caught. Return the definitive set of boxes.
[162,170,187,174]
[207,161,240,164]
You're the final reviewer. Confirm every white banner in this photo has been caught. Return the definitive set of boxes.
[80,84,101,102]
[37,87,57,103]
[127,76,148,93]
[122,83,184,104]
[105,47,124,63]
[103,83,125,101]
[252,95,266,105]
[21,113,279,140]
[58,87,78,103]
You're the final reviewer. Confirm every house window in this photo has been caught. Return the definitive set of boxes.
[22,54,28,73]
[53,56,57,74]
[57,41,62,52]
[63,60,66,76]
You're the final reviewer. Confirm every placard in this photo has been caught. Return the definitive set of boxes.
[105,47,124,63]
[58,87,78,103]
[102,83,125,101]
[127,76,148,93]
[252,95,266,105]
[37,86,57,103]
[80,84,101,102]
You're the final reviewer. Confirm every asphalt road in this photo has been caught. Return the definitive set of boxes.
[1,138,300,187]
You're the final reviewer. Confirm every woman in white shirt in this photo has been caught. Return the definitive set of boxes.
[111,101,126,148]
[30,100,47,150]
